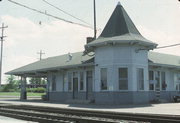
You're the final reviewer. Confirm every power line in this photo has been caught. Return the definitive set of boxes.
[155,43,180,49]
[42,0,92,27]
[7,0,93,29]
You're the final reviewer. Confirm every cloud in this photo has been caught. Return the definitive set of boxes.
[1,15,93,83]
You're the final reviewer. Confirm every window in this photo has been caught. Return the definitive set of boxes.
[52,75,56,91]
[175,73,180,91]
[161,72,166,90]
[137,68,144,90]
[155,71,160,90]
[119,68,128,90]
[149,71,154,90]
[68,73,72,91]
[101,68,108,90]
[79,72,84,90]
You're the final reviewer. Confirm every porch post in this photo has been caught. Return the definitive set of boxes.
[20,75,27,100]
[46,77,49,101]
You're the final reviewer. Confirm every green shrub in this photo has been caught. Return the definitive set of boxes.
[26,87,46,93]
[35,87,46,93]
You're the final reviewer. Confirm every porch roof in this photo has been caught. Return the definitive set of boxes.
[148,52,180,69]
[6,52,94,76]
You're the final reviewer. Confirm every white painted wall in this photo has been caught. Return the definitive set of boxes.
[47,67,94,92]
[94,44,149,92]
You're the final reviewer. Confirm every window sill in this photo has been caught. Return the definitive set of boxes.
[100,90,109,92]
[137,90,145,92]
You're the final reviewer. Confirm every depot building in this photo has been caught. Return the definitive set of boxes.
[6,3,180,104]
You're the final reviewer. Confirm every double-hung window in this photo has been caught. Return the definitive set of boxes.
[119,68,128,90]
[137,68,144,90]
[161,72,166,90]
[175,73,180,91]
[79,72,84,91]
[149,71,154,90]
[100,68,108,90]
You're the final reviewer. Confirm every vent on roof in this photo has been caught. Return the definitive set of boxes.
[67,52,72,61]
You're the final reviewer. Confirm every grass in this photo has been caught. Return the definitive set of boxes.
[0,92,45,97]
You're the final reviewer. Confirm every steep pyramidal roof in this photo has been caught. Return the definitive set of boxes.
[85,3,157,50]
[100,2,141,37]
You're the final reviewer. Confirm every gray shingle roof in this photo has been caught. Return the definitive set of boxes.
[100,4,141,37]
[6,51,180,76]
[6,52,94,75]
[85,3,157,51]
[148,52,180,68]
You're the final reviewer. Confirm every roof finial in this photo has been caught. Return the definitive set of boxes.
[117,1,121,6]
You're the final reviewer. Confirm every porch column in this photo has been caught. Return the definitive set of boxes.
[46,77,49,101]
[20,75,27,100]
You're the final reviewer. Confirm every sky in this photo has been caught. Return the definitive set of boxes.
[0,0,180,83]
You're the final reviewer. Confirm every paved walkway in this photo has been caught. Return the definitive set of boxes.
[0,99,180,116]
[0,115,36,123]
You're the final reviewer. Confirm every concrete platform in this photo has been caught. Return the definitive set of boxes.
[0,99,180,116]
[0,115,36,123]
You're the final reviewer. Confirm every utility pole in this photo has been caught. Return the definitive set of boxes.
[0,23,8,87]
[37,50,45,60]
[93,0,97,39]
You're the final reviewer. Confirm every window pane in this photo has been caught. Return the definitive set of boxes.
[101,68,107,90]
[137,68,144,90]
[161,72,166,90]
[119,68,128,78]
[80,72,84,90]
[149,71,154,90]
[119,80,128,90]
[119,68,128,90]
[155,71,160,89]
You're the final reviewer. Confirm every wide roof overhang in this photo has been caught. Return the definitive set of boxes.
[6,63,94,77]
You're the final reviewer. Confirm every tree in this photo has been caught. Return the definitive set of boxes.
[0,75,20,92]
[29,77,47,85]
